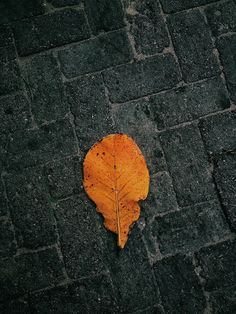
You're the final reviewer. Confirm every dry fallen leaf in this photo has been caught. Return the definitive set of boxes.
[83,134,150,248]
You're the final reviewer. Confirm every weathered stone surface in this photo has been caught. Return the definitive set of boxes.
[103,53,181,103]
[105,226,159,312]
[48,0,82,7]
[45,156,82,199]
[0,93,31,134]
[55,194,106,279]
[112,99,167,174]
[30,274,119,313]
[84,0,124,34]
[160,0,217,13]
[65,74,114,151]
[214,153,236,230]
[13,9,90,56]
[153,200,229,255]
[0,26,21,96]
[196,239,236,290]
[0,298,30,314]
[0,134,7,172]
[126,0,169,55]
[149,77,230,129]
[21,53,68,125]
[217,35,236,103]
[0,248,64,301]
[5,166,57,248]
[167,10,219,82]
[6,118,77,170]
[0,220,16,258]
[0,180,7,217]
[59,30,132,78]
[209,286,236,314]
[160,124,216,207]
[206,0,236,36]
[200,111,236,155]
[154,254,206,314]
[0,0,44,24]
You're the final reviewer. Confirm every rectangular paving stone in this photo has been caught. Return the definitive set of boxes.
[21,53,68,125]
[126,0,169,55]
[84,0,124,34]
[0,0,45,24]
[29,274,119,313]
[200,111,236,155]
[45,156,82,200]
[55,194,106,279]
[13,9,90,56]
[0,26,21,95]
[105,225,159,312]
[153,255,206,314]
[104,53,181,103]
[149,76,230,130]
[0,220,16,258]
[65,74,114,151]
[160,0,218,13]
[214,153,236,230]
[217,34,236,103]
[209,286,236,314]
[0,93,31,134]
[0,248,65,301]
[59,30,132,78]
[196,239,236,291]
[206,0,236,37]
[152,200,229,255]
[6,118,77,170]
[167,10,219,82]
[160,124,216,207]
[112,99,167,174]
[5,166,57,249]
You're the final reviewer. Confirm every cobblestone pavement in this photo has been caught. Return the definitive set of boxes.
[0,0,236,313]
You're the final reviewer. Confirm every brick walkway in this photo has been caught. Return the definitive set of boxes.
[0,0,236,313]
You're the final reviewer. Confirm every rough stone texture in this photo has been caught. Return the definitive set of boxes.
[206,0,236,37]
[167,10,219,82]
[214,153,236,230]
[65,74,114,151]
[0,26,21,96]
[154,254,206,314]
[85,0,124,34]
[196,239,236,290]
[160,0,218,13]
[6,118,77,171]
[21,53,68,125]
[153,200,229,255]
[0,0,45,24]
[59,30,133,78]
[1,2,236,312]
[160,124,216,207]
[5,166,57,249]
[104,53,181,102]
[13,9,90,56]
[29,273,119,313]
[217,34,236,103]
[126,0,169,55]
[149,76,230,129]
[0,93,31,134]
[0,248,65,301]
[200,111,236,155]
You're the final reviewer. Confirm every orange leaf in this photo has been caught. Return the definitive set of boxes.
[83,134,150,249]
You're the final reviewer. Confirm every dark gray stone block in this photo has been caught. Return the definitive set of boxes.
[153,200,229,255]
[103,53,181,103]
[13,9,90,56]
[167,10,219,82]
[153,254,206,314]
[160,124,216,207]
[59,30,133,78]
[210,286,236,314]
